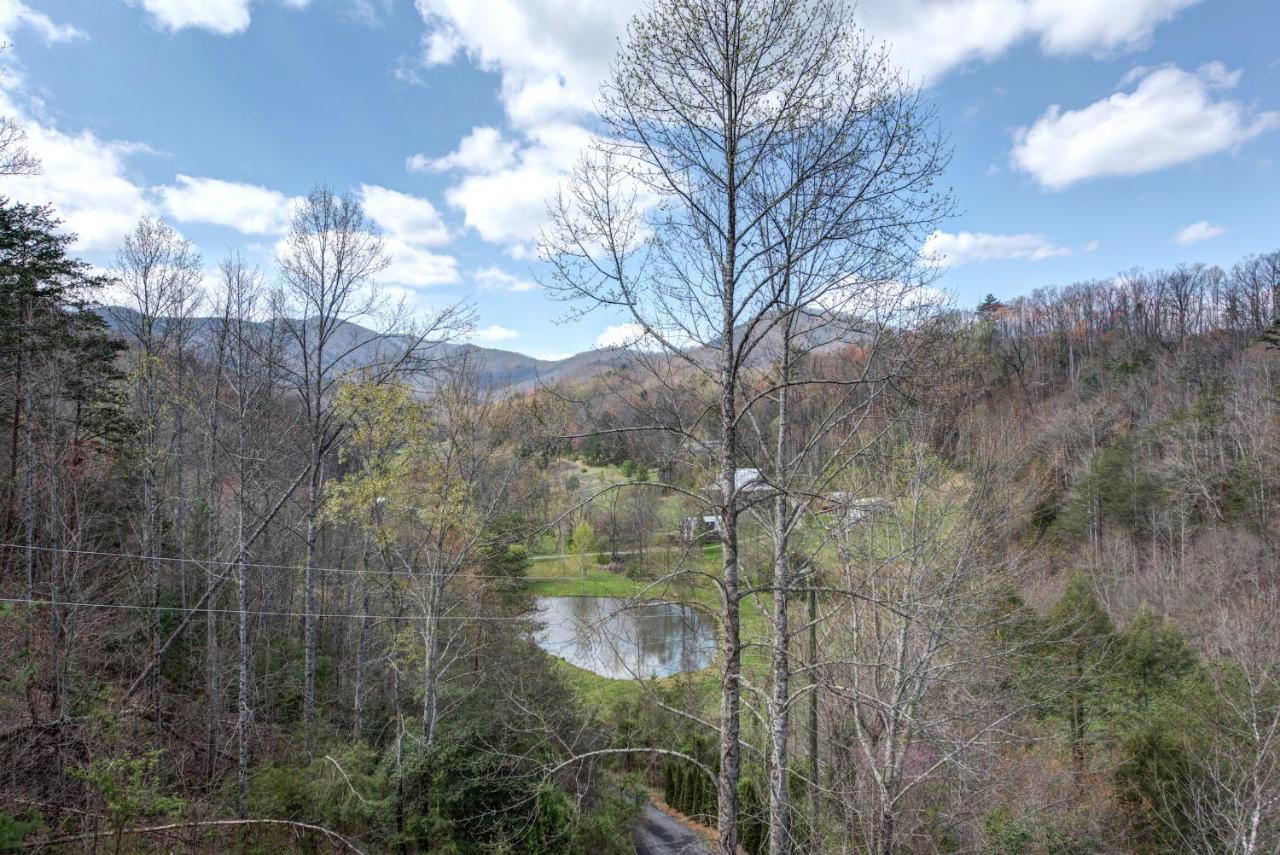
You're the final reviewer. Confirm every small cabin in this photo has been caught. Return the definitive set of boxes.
[680,514,720,544]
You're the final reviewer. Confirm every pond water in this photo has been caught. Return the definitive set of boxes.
[532,596,717,679]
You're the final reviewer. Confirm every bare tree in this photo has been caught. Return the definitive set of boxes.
[1171,593,1280,854]
[820,446,1025,854]
[111,217,203,722]
[275,184,468,758]
[209,255,289,816]
[275,186,390,758]
[542,1,949,849]
[0,116,39,178]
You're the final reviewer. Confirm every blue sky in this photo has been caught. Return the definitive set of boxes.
[2,0,1277,359]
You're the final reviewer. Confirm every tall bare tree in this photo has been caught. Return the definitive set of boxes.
[111,217,203,721]
[275,184,466,758]
[542,1,949,849]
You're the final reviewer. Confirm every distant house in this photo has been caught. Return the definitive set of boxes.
[680,514,720,544]
[697,467,772,497]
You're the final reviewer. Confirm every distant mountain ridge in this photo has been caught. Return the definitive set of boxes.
[94,305,633,390]
[94,303,875,392]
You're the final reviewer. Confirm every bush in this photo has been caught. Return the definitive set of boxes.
[0,812,38,853]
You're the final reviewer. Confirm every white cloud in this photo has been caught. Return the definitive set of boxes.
[408,126,517,174]
[378,238,458,287]
[359,184,450,246]
[595,322,695,351]
[1012,64,1279,190]
[0,0,85,43]
[474,266,536,292]
[1174,220,1226,245]
[270,186,458,287]
[136,0,252,34]
[356,185,456,287]
[0,87,149,251]
[596,323,648,349]
[924,230,1078,267]
[467,324,520,343]
[1027,0,1197,54]
[414,0,636,129]
[411,0,1202,254]
[413,0,1196,120]
[441,123,591,253]
[411,0,1202,110]
[860,0,1200,83]
[158,174,295,234]
[407,2,631,251]
[132,0,310,35]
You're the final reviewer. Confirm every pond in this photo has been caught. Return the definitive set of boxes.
[532,596,717,679]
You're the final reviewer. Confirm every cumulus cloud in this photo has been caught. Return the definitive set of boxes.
[411,0,1202,121]
[0,86,149,251]
[595,322,696,351]
[1012,63,1279,190]
[132,0,310,36]
[467,324,520,343]
[135,0,252,34]
[474,266,536,293]
[410,0,1202,253]
[860,0,1199,83]
[1174,220,1226,245]
[440,123,591,253]
[355,185,457,286]
[407,126,517,174]
[595,323,648,349]
[359,184,450,247]
[406,2,636,252]
[157,175,295,234]
[0,0,85,44]
[413,0,635,129]
[378,239,458,287]
[924,230,1079,266]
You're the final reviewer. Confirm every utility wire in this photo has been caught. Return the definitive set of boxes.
[0,542,681,583]
[0,595,546,623]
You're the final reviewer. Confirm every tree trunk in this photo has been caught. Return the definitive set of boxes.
[236,401,252,819]
[236,545,251,818]
[204,387,221,781]
[21,345,34,603]
[717,312,741,854]
[422,571,444,749]
[808,585,819,847]
[352,548,370,742]
[768,345,793,855]
[303,434,321,760]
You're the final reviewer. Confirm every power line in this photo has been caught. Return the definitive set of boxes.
[0,542,692,583]
[0,595,543,623]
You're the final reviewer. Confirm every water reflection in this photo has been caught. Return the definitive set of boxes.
[533,596,717,679]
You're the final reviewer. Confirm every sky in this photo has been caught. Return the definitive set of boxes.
[1,0,1277,360]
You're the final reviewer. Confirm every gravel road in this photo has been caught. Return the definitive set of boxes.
[632,802,710,855]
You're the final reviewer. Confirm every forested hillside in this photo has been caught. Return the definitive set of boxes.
[2,1,1278,854]
[3,185,1278,853]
